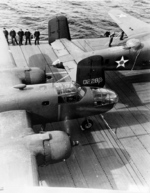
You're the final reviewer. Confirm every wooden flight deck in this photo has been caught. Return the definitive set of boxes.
[9,37,150,191]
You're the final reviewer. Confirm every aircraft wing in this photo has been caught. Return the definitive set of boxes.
[0,29,38,187]
[108,9,150,37]
[0,110,39,187]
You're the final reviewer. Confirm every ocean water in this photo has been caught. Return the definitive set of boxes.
[0,0,150,39]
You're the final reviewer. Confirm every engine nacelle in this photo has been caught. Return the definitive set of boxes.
[0,67,47,85]
[23,67,46,84]
[24,131,72,166]
[40,130,71,165]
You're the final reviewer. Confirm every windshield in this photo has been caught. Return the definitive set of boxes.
[54,82,85,103]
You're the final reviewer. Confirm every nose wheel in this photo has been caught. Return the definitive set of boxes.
[80,119,93,131]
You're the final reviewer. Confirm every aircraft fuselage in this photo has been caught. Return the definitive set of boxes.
[0,82,118,124]
[80,32,150,71]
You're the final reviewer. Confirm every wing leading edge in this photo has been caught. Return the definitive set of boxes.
[108,9,150,37]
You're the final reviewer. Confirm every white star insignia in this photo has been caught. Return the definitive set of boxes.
[117,13,126,18]
[116,56,129,68]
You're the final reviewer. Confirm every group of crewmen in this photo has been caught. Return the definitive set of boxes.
[3,28,40,46]
[104,30,125,47]
[3,27,124,47]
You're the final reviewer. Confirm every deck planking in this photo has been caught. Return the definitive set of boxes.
[9,46,28,68]
[9,38,150,191]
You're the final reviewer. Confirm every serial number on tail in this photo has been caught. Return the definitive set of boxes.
[83,77,103,85]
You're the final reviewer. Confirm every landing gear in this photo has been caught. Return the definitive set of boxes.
[80,119,93,131]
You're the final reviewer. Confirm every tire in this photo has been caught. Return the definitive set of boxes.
[81,119,93,130]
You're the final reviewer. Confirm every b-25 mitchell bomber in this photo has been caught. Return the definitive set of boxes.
[0,29,118,187]
[49,9,150,87]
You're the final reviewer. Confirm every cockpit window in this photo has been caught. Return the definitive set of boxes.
[54,82,85,103]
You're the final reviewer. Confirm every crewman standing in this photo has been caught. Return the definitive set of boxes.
[3,28,9,44]
[10,29,18,45]
[18,29,24,46]
[109,32,115,47]
[34,29,40,45]
[120,30,125,40]
[25,29,31,45]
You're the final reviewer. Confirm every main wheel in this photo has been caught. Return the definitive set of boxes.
[81,119,93,130]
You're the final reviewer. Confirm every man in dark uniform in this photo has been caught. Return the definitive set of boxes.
[24,29,31,45]
[3,28,9,44]
[34,29,40,45]
[18,29,24,45]
[10,29,18,45]
[120,30,125,40]
[109,32,115,47]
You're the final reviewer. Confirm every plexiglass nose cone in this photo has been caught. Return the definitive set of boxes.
[93,88,118,105]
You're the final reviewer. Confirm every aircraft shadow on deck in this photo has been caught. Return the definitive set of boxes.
[39,147,130,188]
[28,53,69,82]
[105,71,150,107]
[39,117,131,188]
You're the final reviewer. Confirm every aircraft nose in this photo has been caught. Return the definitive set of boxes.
[107,89,118,104]
[92,88,118,106]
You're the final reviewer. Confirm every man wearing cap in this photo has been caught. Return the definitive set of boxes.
[25,29,31,45]
[18,29,24,45]
[34,29,40,45]
[10,29,18,45]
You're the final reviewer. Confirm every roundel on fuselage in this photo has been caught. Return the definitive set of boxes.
[115,55,129,69]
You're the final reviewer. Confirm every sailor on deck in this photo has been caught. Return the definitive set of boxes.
[25,29,31,45]
[109,32,115,47]
[18,29,24,46]
[34,29,40,45]
[10,29,18,45]
[120,30,125,40]
[3,28,9,44]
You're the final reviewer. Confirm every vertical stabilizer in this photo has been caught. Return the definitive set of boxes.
[48,16,71,44]
[76,56,105,87]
